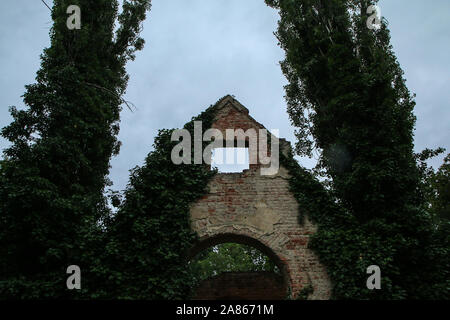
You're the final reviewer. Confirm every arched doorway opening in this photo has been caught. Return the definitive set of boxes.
[188,233,290,300]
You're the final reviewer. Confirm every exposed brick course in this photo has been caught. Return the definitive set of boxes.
[193,272,286,300]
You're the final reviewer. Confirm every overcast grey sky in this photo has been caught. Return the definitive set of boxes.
[0,0,449,192]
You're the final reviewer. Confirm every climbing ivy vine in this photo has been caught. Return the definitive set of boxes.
[99,99,223,299]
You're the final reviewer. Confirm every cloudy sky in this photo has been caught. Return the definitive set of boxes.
[0,0,448,192]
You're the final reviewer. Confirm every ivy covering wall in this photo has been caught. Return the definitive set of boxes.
[98,100,222,299]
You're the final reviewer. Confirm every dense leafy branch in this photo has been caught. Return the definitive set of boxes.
[268,0,449,299]
[0,0,151,298]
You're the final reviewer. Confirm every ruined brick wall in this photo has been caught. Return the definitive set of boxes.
[189,96,332,299]
[193,272,286,300]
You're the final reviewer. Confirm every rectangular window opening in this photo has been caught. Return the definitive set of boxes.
[211,147,250,173]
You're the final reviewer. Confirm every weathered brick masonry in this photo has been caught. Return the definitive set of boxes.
[194,272,286,300]
[189,96,332,299]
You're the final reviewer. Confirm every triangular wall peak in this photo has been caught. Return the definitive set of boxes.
[189,96,332,300]
[211,95,265,133]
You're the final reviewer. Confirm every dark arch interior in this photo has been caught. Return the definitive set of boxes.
[188,233,290,300]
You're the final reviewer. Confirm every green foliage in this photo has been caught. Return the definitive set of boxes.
[296,284,314,300]
[0,0,151,298]
[415,149,450,297]
[431,155,450,224]
[189,243,279,283]
[268,0,449,299]
[417,150,450,226]
[98,100,224,299]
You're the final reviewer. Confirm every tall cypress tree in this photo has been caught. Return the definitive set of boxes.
[0,0,151,298]
[266,0,448,298]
